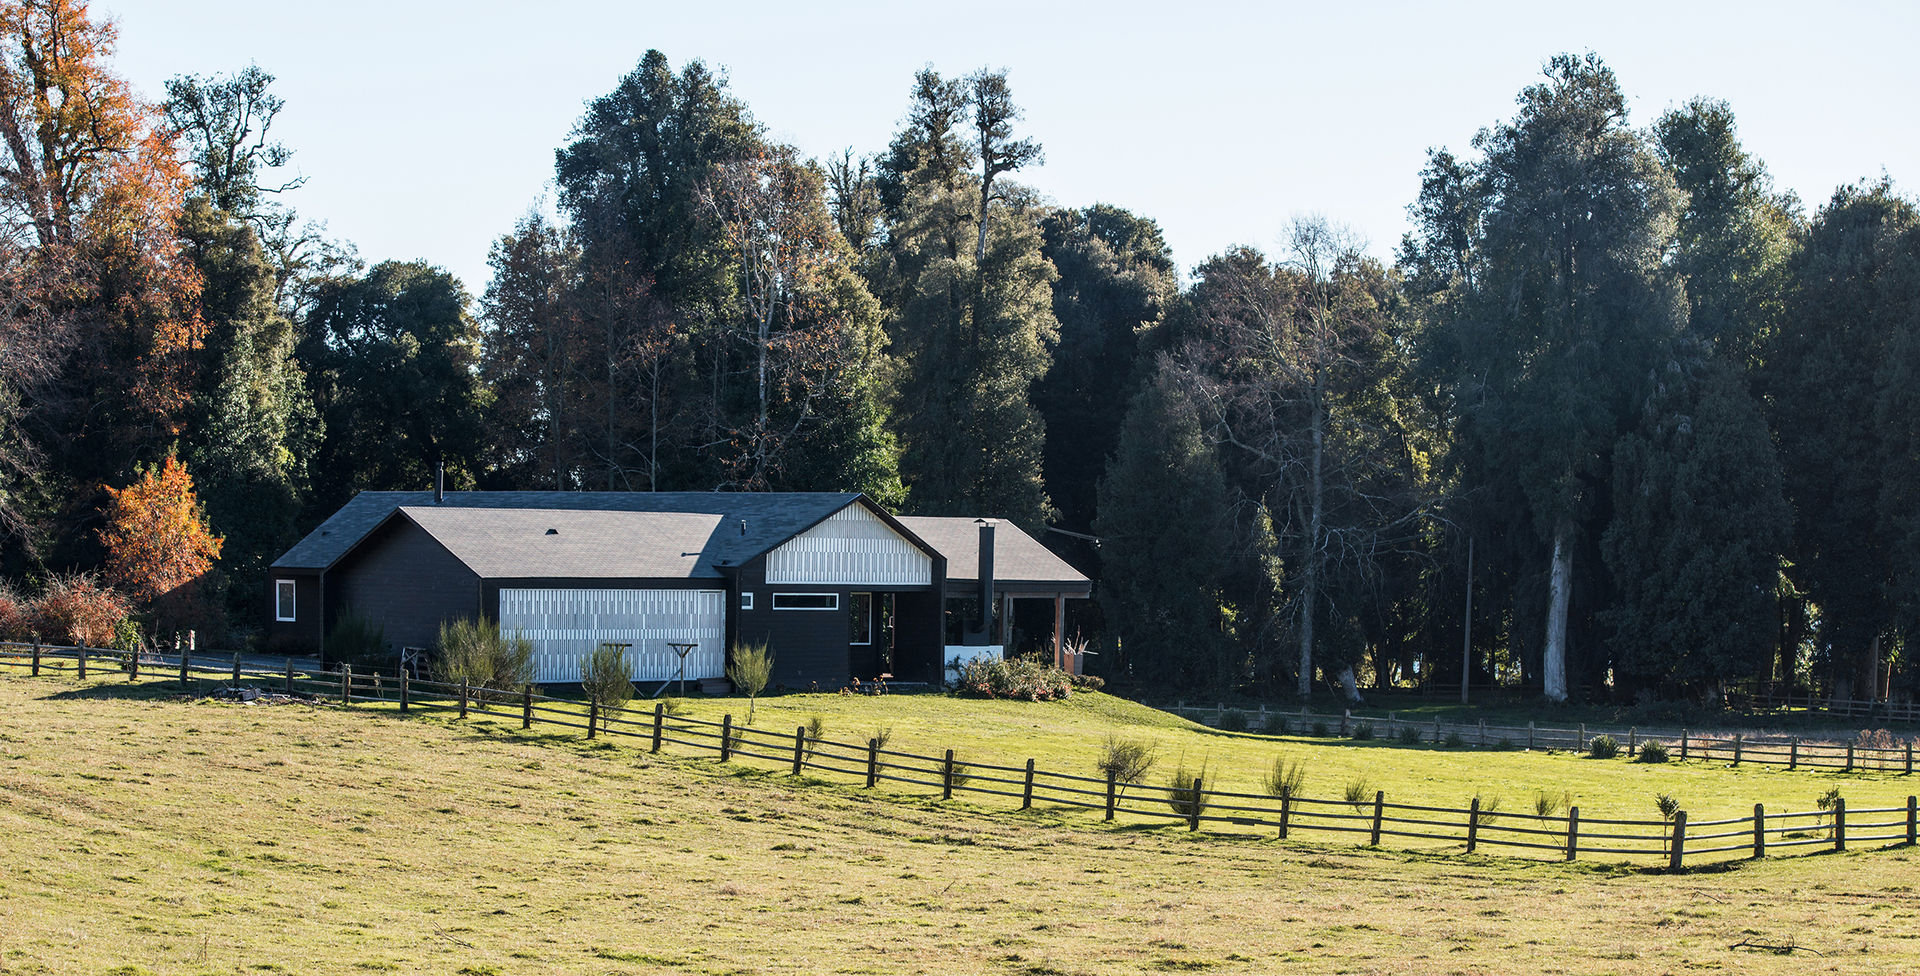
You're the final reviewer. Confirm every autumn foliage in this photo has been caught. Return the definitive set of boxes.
[31,572,129,646]
[99,454,223,604]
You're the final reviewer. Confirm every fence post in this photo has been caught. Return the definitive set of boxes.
[31,640,40,677]
[522,685,532,730]
[1908,795,1916,847]
[1578,724,1586,752]
[1669,811,1687,871]
[1436,715,1444,745]
[651,703,664,753]
[791,725,806,775]
[1790,737,1798,771]
[1479,718,1487,747]
[1907,742,1913,776]
[183,648,192,689]
[942,749,955,800]
[128,645,138,681]
[1566,806,1579,861]
[1371,791,1384,846]
[1279,794,1291,839]
[1340,710,1350,737]
[1466,797,1479,853]
[1188,777,1203,831]
[1835,797,1847,852]
[719,714,732,761]
[1022,758,1035,810]
[1846,743,1855,773]
[1527,721,1534,752]
[588,700,599,739]
[77,643,86,680]
[232,652,241,688]
[284,658,293,695]
[399,667,409,713]
[1104,769,1116,822]
[1753,803,1765,859]
[342,663,352,704]
[458,677,468,718]
[1628,727,1637,756]
[1681,729,1688,761]
[865,738,879,788]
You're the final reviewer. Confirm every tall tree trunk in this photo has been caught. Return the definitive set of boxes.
[1543,517,1573,702]
[1297,375,1326,699]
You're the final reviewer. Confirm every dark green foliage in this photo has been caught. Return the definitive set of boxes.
[434,617,535,698]
[953,654,1072,701]
[1217,709,1248,732]
[727,641,773,723]
[1095,735,1157,792]
[1095,369,1232,691]
[325,607,388,673]
[1397,725,1421,745]
[1163,754,1212,819]
[579,642,635,711]
[1351,722,1374,741]
[1586,734,1620,759]
[1636,741,1670,763]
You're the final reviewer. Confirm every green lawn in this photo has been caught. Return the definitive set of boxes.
[2,672,1918,975]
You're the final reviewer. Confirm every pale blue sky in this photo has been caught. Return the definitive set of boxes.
[102,0,1917,296]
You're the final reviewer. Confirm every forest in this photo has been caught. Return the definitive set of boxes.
[0,0,1914,705]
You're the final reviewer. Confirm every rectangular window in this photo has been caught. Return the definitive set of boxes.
[275,579,297,622]
[740,591,754,610]
[771,592,838,611]
[849,592,873,645]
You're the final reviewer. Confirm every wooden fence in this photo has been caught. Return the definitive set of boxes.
[1166,702,1920,774]
[4,640,1917,870]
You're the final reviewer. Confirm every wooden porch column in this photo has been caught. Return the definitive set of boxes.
[1053,594,1066,670]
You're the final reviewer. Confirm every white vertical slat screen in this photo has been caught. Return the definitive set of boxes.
[765,504,931,586]
[497,588,725,684]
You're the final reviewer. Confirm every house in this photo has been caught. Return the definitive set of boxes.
[266,488,1090,688]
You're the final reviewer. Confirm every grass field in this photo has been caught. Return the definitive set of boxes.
[3,673,1918,975]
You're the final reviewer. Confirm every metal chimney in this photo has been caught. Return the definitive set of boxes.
[976,519,996,639]
[434,461,444,504]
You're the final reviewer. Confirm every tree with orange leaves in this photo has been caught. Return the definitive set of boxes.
[99,454,223,605]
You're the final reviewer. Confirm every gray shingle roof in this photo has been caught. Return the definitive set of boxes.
[895,517,1090,592]
[271,491,862,572]
[399,507,728,579]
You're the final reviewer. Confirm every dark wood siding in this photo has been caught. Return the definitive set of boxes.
[265,571,322,655]
[327,519,481,656]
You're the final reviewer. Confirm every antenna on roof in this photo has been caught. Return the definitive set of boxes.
[434,461,444,504]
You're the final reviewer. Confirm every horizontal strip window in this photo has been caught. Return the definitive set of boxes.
[771,592,838,611]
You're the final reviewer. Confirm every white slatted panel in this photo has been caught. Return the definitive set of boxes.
[765,505,932,585]
[497,588,725,684]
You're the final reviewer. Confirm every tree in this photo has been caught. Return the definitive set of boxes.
[480,211,583,489]
[163,63,303,219]
[98,454,224,635]
[1415,54,1686,701]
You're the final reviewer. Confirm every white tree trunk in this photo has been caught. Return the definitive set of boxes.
[1543,519,1572,703]
[1337,666,1361,703]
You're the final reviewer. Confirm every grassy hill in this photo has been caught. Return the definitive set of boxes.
[2,674,1917,975]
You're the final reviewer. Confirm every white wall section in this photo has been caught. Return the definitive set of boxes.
[498,588,725,684]
[765,504,931,586]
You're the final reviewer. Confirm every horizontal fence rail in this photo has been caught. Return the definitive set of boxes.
[5,641,1918,869]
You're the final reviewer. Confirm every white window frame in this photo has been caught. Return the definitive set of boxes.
[275,579,297,622]
[740,591,754,610]
[849,592,873,645]
[771,592,838,611]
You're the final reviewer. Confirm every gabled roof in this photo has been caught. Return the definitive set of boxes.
[398,507,728,579]
[896,517,1090,593]
[271,491,863,572]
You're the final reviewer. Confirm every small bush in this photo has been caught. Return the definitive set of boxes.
[1816,786,1843,836]
[1587,734,1620,759]
[727,641,773,723]
[1163,754,1213,820]
[870,725,893,750]
[1068,672,1106,691]
[33,572,131,647]
[1654,792,1680,822]
[579,642,635,711]
[954,654,1072,701]
[324,606,388,674]
[1309,721,1330,738]
[1096,735,1157,794]
[1262,715,1288,735]
[1532,790,1570,819]
[1263,756,1306,802]
[1396,725,1422,745]
[1351,722,1374,741]
[942,753,972,791]
[1343,776,1375,811]
[437,617,536,699]
[1636,740,1670,763]
[0,585,33,641]
[1218,709,1249,732]
[1473,793,1502,824]
[1444,731,1466,748]
[1493,737,1516,751]
[803,715,825,760]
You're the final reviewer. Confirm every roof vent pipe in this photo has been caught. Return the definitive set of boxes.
[739,518,747,537]
[976,519,996,639]
[434,461,444,504]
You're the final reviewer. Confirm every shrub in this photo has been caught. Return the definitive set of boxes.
[954,654,1073,701]
[1654,792,1680,822]
[1218,709,1249,732]
[1309,721,1330,738]
[942,753,972,791]
[1263,756,1306,802]
[1816,786,1843,837]
[1396,725,1422,745]
[1069,672,1105,691]
[579,642,635,712]
[1343,776,1375,812]
[325,607,389,674]
[1444,731,1466,748]
[1162,754,1212,820]
[1262,715,1288,735]
[33,572,131,647]
[1473,793,1502,824]
[1096,735,1157,795]
[1636,740,1670,763]
[1493,737,1516,751]
[803,715,825,761]
[0,584,33,641]
[727,641,773,723]
[1351,722,1374,741]
[437,617,535,699]
[870,725,893,750]
[1587,734,1620,759]
[1532,790,1570,819]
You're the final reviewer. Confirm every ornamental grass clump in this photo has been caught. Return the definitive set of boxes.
[1636,740,1670,763]
[954,654,1073,701]
[1587,734,1620,759]
[1162,754,1212,820]
[1264,756,1306,802]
